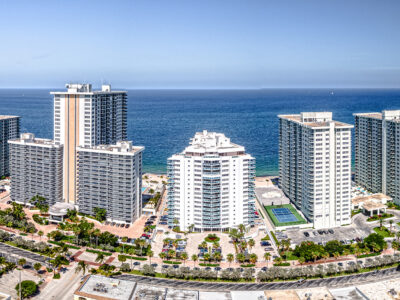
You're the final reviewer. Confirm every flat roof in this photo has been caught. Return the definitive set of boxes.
[0,115,19,120]
[278,114,353,129]
[353,112,383,120]
[363,202,387,211]
[132,283,166,300]
[165,288,199,300]
[352,193,392,205]
[75,275,136,300]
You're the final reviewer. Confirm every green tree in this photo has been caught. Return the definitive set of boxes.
[11,202,26,221]
[227,253,234,267]
[75,261,88,276]
[249,253,258,265]
[181,252,188,266]
[263,252,271,263]
[93,207,107,222]
[324,240,344,256]
[38,230,44,241]
[147,250,154,264]
[95,253,105,265]
[248,239,255,253]
[33,263,42,273]
[18,258,26,268]
[364,233,387,252]
[15,280,38,299]
[191,254,198,267]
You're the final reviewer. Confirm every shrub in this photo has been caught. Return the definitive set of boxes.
[53,273,61,279]
[163,260,181,265]
[240,264,255,268]
[273,262,290,266]
[199,263,219,267]
[15,280,38,298]
[86,249,112,256]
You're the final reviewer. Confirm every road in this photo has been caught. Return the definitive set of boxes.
[114,266,400,291]
[36,263,82,300]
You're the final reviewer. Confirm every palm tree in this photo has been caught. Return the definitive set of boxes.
[181,252,188,266]
[379,218,383,230]
[18,258,26,268]
[263,252,271,263]
[389,220,394,232]
[248,239,255,253]
[191,254,198,267]
[238,224,246,234]
[236,253,245,264]
[137,239,146,256]
[188,224,195,233]
[34,262,42,273]
[128,248,135,269]
[75,261,88,275]
[203,253,211,262]
[147,250,154,264]
[396,231,400,241]
[227,253,234,267]
[95,253,105,265]
[249,253,258,265]
[38,230,44,241]
[311,251,319,262]
[159,252,167,262]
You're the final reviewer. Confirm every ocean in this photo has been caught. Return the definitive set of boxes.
[1,88,400,175]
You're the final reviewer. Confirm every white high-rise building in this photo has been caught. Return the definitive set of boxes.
[279,112,353,229]
[50,84,127,203]
[167,130,255,232]
[354,110,400,203]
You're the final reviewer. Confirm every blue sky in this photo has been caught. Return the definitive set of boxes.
[0,0,399,88]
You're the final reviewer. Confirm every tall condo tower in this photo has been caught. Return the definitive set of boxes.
[0,116,20,177]
[354,110,400,203]
[50,84,127,203]
[167,130,256,232]
[279,112,353,229]
[9,133,63,205]
[77,141,144,224]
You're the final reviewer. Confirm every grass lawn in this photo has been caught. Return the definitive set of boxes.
[373,227,395,237]
[264,204,307,227]
[281,251,298,261]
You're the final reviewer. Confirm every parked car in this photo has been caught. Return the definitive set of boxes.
[304,232,310,237]
[328,229,334,234]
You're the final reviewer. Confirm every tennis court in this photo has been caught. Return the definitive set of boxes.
[272,207,298,223]
[264,204,307,227]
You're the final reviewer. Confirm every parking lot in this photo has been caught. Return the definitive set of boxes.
[284,213,396,246]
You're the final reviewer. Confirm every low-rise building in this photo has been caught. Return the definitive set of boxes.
[74,275,136,300]
[8,133,63,205]
[77,141,144,224]
[49,202,76,223]
[352,193,392,216]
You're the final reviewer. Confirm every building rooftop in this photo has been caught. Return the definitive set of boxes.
[278,112,353,129]
[49,202,76,216]
[50,83,126,95]
[352,193,392,205]
[77,141,144,155]
[165,288,199,300]
[74,275,136,300]
[0,115,19,120]
[8,133,60,148]
[353,112,383,120]
[264,290,299,300]
[131,283,166,300]
[176,130,251,157]
[363,202,387,211]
